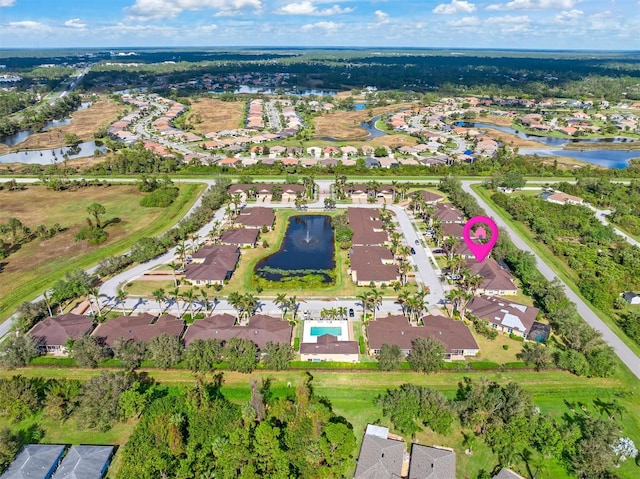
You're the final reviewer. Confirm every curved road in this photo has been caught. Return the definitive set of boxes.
[461,181,640,380]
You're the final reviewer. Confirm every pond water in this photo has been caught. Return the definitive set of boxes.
[214,86,338,96]
[456,121,636,147]
[0,141,106,164]
[254,215,335,282]
[1,102,92,146]
[456,121,640,168]
[359,115,387,138]
[519,148,640,169]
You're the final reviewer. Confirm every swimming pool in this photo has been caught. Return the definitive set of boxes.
[310,326,343,337]
[302,320,349,343]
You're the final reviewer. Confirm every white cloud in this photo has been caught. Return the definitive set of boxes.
[125,0,263,21]
[0,0,15,7]
[447,16,480,27]
[64,18,87,29]
[8,20,51,32]
[487,0,581,11]
[374,10,389,24]
[277,1,354,16]
[555,9,583,22]
[433,1,476,15]
[301,21,340,32]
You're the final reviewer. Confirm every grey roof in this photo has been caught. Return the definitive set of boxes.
[409,445,456,479]
[493,468,526,479]
[1,444,65,479]
[365,424,389,439]
[52,446,114,479]
[354,434,405,478]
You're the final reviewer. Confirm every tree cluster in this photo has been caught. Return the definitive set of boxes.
[117,373,356,478]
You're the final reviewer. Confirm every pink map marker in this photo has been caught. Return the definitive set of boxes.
[463,216,499,263]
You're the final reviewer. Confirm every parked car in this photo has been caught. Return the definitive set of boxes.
[415,239,420,245]
[348,308,355,318]
[411,247,416,255]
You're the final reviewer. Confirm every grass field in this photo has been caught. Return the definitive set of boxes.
[0,183,205,322]
[2,367,639,479]
[188,97,245,133]
[313,103,414,140]
[3,97,124,152]
[472,184,640,359]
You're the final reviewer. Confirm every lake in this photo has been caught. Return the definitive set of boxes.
[457,121,640,168]
[254,215,335,283]
[0,141,106,165]
[0,102,92,146]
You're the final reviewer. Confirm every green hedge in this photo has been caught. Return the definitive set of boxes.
[293,337,300,352]
[358,337,365,354]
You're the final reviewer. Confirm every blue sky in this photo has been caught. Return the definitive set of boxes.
[0,0,639,50]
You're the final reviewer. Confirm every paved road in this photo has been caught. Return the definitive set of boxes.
[461,181,640,380]
[590,207,640,248]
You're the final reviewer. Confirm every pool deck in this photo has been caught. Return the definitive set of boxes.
[302,319,350,343]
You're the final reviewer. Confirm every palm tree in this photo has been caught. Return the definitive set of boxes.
[199,289,209,316]
[337,306,348,320]
[398,259,411,287]
[227,291,243,321]
[369,288,383,322]
[168,262,180,287]
[170,287,182,316]
[396,289,411,316]
[241,293,259,324]
[88,286,104,316]
[116,289,128,316]
[287,296,298,321]
[274,293,288,320]
[175,243,190,269]
[42,290,53,318]
[152,288,166,313]
[356,292,371,321]
[442,237,458,260]
[182,289,195,318]
[446,254,466,276]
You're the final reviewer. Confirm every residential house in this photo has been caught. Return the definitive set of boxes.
[183,314,291,350]
[235,207,275,230]
[185,245,240,286]
[217,157,241,168]
[92,313,185,348]
[29,313,95,355]
[348,208,388,245]
[622,291,640,305]
[367,315,479,360]
[300,334,359,363]
[493,469,526,479]
[543,191,584,206]
[434,203,465,224]
[2,445,65,479]
[354,425,406,478]
[408,444,456,479]
[364,156,381,168]
[52,446,114,479]
[346,184,369,203]
[350,245,399,287]
[412,190,444,204]
[466,259,518,296]
[378,157,399,169]
[467,295,539,338]
[219,228,259,248]
[441,222,464,240]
